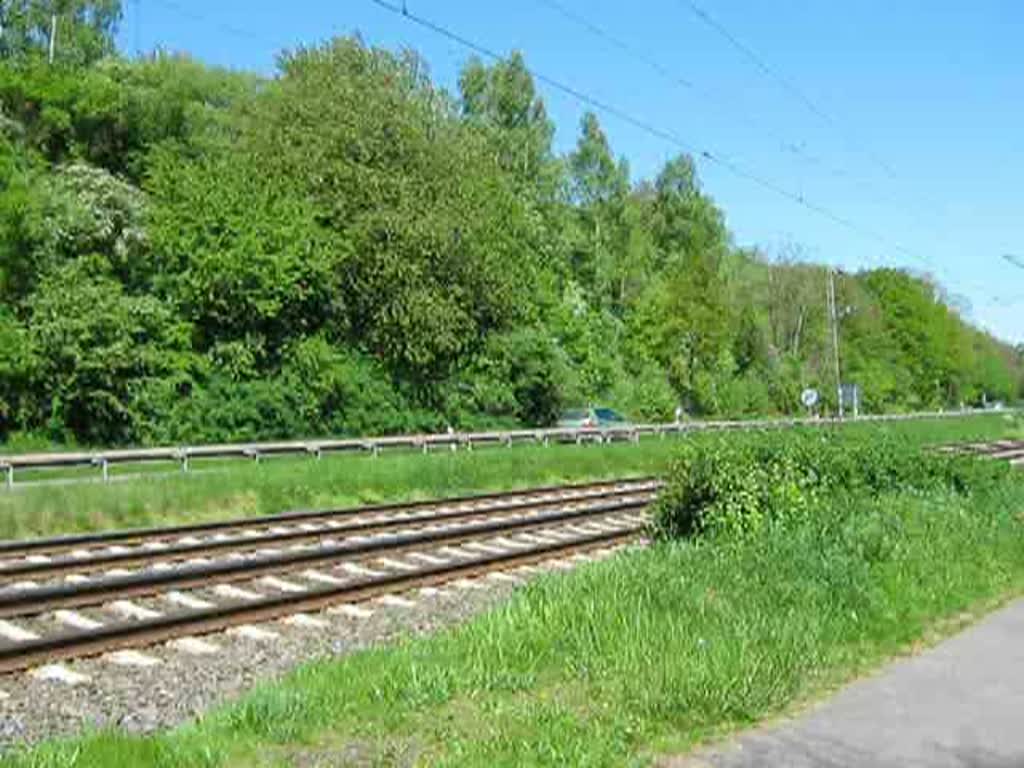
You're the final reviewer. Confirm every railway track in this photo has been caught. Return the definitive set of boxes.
[940,439,1024,465]
[0,478,658,675]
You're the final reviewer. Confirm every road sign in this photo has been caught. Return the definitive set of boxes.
[800,388,819,408]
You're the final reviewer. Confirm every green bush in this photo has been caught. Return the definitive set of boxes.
[1,35,1022,449]
[652,429,1012,539]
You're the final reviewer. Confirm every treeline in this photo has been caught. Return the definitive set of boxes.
[0,3,1021,447]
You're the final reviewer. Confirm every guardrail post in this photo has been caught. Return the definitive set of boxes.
[97,458,109,483]
[3,464,12,490]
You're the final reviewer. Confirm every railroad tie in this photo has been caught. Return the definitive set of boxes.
[486,572,522,584]
[375,595,416,609]
[228,625,280,642]
[53,610,103,631]
[162,591,214,610]
[257,576,306,593]
[106,600,162,621]
[30,664,90,686]
[0,619,39,642]
[168,637,220,655]
[405,552,450,566]
[328,604,373,619]
[300,569,346,586]
[374,557,419,572]
[5,580,40,591]
[417,586,449,597]
[341,563,386,578]
[104,650,161,668]
[212,584,264,601]
[281,613,329,629]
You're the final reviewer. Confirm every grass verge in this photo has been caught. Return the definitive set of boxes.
[0,413,1019,541]
[3,423,1024,766]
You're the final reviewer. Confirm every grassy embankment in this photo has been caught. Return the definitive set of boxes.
[0,413,1018,541]
[3,415,1024,767]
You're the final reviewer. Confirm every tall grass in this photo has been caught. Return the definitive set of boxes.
[0,441,673,540]
[4,420,1024,766]
[0,414,1017,541]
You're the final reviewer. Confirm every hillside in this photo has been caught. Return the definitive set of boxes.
[1,6,1021,447]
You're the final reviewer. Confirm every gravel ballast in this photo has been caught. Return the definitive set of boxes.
[0,572,524,751]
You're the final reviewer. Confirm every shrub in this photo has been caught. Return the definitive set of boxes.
[652,429,1013,539]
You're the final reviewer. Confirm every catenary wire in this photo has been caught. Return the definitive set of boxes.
[368,0,936,271]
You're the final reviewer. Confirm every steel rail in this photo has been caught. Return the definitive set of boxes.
[0,476,656,557]
[939,440,1024,460]
[0,524,643,674]
[971,444,1024,459]
[0,495,653,617]
[0,481,661,580]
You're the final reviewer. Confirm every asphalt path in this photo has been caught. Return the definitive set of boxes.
[679,598,1024,768]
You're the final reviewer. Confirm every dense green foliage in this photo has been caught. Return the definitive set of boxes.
[5,426,1023,765]
[652,428,1010,539]
[1,5,1021,446]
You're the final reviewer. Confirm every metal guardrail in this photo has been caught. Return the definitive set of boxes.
[0,408,1015,488]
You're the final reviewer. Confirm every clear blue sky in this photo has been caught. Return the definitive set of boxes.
[117,1,1023,344]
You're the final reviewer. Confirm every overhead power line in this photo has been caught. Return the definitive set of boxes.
[679,0,951,227]
[142,0,966,294]
[680,3,848,143]
[533,0,949,252]
[367,0,932,269]
[148,0,280,47]
[535,0,812,164]
[1004,253,1024,271]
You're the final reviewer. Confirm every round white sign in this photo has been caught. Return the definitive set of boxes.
[800,388,820,408]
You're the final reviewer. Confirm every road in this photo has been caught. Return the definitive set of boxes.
[678,598,1024,768]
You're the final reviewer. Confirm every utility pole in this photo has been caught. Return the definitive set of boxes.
[48,13,57,64]
[827,267,844,419]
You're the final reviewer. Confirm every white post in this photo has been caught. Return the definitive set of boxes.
[48,13,57,63]
[827,268,844,419]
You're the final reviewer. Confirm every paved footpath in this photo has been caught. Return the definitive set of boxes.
[679,599,1024,768]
